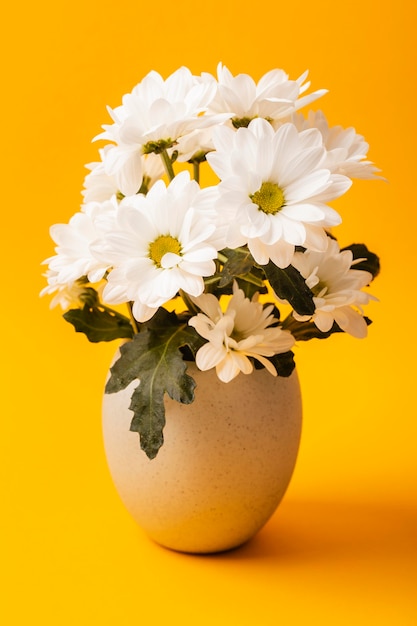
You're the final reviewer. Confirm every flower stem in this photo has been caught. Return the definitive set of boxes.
[179,289,199,316]
[127,302,139,334]
[193,161,200,184]
[160,149,175,181]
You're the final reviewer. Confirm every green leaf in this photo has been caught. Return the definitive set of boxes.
[218,248,256,287]
[342,243,381,279]
[254,351,296,377]
[63,306,134,343]
[105,308,203,459]
[264,262,315,316]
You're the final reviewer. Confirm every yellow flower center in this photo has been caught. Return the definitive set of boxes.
[149,235,182,268]
[232,116,256,129]
[231,115,273,129]
[250,182,285,215]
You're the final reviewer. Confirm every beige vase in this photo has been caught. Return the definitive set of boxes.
[102,361,302,554]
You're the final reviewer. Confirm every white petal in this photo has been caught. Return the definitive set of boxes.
[132,300,158,323]
[196,343,225,371]
[303,225,329,251]
[269,240,295,268]
[313,311,334,332]
[284,169,331,203]
[334,307,368,338]
[161,252,181,268]
[276,147,325,187]
[281,202,326,222]
[216,354,242,382]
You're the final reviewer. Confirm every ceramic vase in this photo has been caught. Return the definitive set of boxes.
[102,361,302,554]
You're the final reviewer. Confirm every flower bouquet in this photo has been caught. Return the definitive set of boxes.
[42,64,381,461]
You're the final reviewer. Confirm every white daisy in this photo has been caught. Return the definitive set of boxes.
[82,147,164,203]
[94,171,223,323]
[189,282,295,382]
[95,67,225,196]
[291,238,377,338]
[206,118,352,268]
[42,197,118,286]
[292,110,382,179]
[209,63,327,128]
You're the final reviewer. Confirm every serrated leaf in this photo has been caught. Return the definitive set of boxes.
[342,243,381,279]
[264,262,315,316]
[63,306,134,343]
[105,308,202,459]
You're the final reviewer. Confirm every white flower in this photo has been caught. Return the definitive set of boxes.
[95,67,225,196]
[40,272,89,310]
[82,147,164,203]
[209,63,327,128]
[291,238,377,338]
[94,171,223,323]
[175,127,217,163]
[42,198,118,285]
[189,283,295,382]
[82,146,120,203]
[207,118,352,268]
[292,110,382,179]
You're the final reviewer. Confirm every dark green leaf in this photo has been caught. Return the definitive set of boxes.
[218,248,256,287]
[290,320,344,341]
[342,243,380,279]
[105,308,202,459]
[63,306,134,343]
[264,262,315,316]
[266,351,296,377]
[235,272,268,300]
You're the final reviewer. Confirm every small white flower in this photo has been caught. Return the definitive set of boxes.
[95,67,225,196]
[209,63,327,128]
[82,147,164,203]
[94,171,223,322]
[207,118,351,268]
[291,238,377,338]
[175,127,217,163]
[40,271,90,310]
[189,283,295,382]
[42,198,118,285]
[292,110,382,179]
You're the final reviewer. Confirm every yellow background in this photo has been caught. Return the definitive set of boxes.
[2,1,416,623]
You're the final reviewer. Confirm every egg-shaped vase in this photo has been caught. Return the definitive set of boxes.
[102,361,302,554]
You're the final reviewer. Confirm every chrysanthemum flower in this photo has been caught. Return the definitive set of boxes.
[206,118,351,268]
[209,63,327,129]
[291,238,377,338]
[292,110,382,179]
[95,67,226,196]
[93,171,224,323]
[189,283,295,382]
[42,198,118,285]
[40,272,91,310]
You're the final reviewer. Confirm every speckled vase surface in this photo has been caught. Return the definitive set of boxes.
[102,361,302,554]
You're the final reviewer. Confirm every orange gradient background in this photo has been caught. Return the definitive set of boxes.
[2,1,416,624]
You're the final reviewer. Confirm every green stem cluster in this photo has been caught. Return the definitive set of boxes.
[160,149,176,181]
